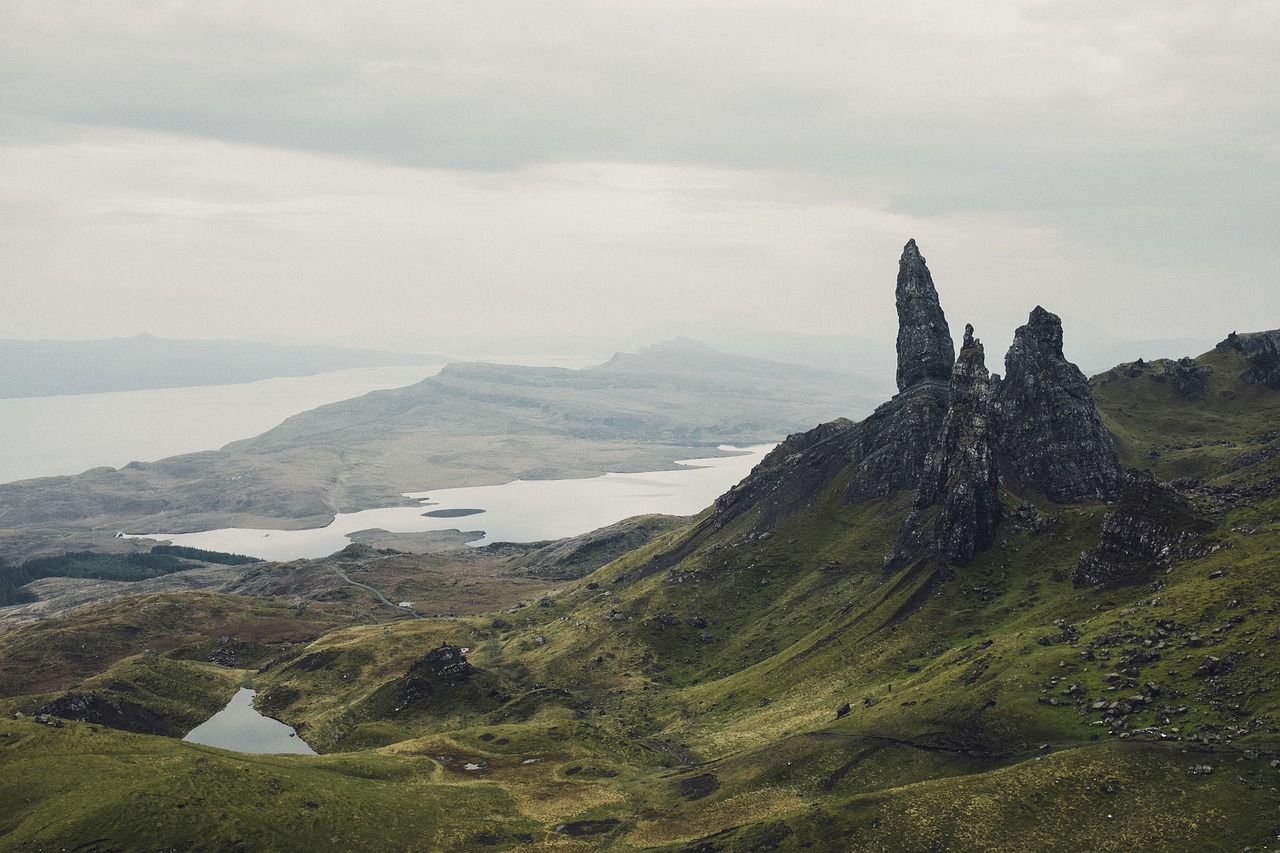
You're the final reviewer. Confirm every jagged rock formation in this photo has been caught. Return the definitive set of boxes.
[1158,357,1214,398]
[1221,331,1280,389]
[997,306,1123,503]
[1072,470,1211,587]
[641,242,1125,577]
[393,643,475,711]
[895,239,955,393]
[896,325,1002,567]
[36,693,176,737]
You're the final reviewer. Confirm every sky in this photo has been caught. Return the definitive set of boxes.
[2,1,1278,370]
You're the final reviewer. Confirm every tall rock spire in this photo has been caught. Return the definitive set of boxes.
[895,239,955,393]
[892,323,1002,568]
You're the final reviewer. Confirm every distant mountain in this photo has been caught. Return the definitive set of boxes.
[0,334,445,398]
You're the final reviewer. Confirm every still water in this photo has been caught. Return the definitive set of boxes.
[183,687,316,755]
[137,445,772,562]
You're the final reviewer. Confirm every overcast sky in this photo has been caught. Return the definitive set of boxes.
[2,1,1277,368]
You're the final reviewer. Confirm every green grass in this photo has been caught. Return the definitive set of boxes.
[4,347,1280,850]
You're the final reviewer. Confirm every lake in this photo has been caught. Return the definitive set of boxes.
[135,444,772,562]
[183,687,316,755]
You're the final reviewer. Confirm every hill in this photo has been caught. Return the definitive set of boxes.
[0,334,446,398]
[1,241,1278,851]
[0,345,880,561]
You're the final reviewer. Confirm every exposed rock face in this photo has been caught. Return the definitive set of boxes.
[394,643,475,711]
[637,242,1125,579]
[841,383,950,504]
[895,239,955,393]
[37,693,175,736]
[997,306,1123,503]
[1159,357,1214,398]
[900,325,1003,567]
[1221,331,1280,389]
[1072,470,1210,587]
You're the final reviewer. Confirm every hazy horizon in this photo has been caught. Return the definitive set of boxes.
[3,2,1276,364]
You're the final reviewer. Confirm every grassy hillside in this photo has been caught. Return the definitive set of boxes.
[2,344,1280,851]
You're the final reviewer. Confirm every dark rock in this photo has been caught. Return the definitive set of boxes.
[1160,357,1214,398]
[393,643,476,711]
[895,324,1002,567]
[554,819,621,837]
[998,306,1123,503]
[836,702,851,719]
[1072,470,1213,587]
[895,238,955,393]
[1194,656,1227,677]
[841,383,951,504]
[676,773,719,801]
[36,693,174,737]
[1221,330,1280,389]
[687,615,708,629]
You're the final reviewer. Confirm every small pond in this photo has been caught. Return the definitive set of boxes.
[183,687,316,755]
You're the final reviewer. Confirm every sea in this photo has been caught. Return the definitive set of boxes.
[0,365,446,484]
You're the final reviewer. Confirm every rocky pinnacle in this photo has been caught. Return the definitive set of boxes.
[895,239,955,393]
[998,306,1123,502]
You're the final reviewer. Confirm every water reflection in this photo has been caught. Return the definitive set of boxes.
[183,687,316,755]
[140,444,772,562]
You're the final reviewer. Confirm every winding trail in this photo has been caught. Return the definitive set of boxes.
[329,565,419,616]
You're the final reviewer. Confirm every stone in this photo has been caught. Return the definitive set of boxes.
[1220,330,1280,389]
[1072,470,1212,587]
[1161,357,1213,398]
[895,239,955,393]
[393,643,477,711]
[998,306,1123,503]
[893,324,1002,567]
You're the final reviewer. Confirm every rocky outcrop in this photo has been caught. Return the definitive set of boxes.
[1220,331,1280,390]
[393,643,475,711]
[637,243,1125,578]
[1072,470,1211,587]
[37,692,175,736]
[706,382,952,530]
[1151,357,1215,398]
[898,325,1002,567]
[997,307,1123,503]
[841,383,951,504]
[895,239,955,393]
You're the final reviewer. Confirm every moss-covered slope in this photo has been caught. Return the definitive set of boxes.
[3,342,1280,851]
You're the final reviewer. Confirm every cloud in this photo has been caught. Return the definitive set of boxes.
[1,1,1277,359]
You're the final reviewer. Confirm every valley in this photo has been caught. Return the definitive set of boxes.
[2,243,1279,851]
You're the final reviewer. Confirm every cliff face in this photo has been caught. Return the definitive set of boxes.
[1071,469,1211,587]
[997,306,1123,503]
[662,240,1125,573]
[1222,331,1280,390]
[896,325,1002,567]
